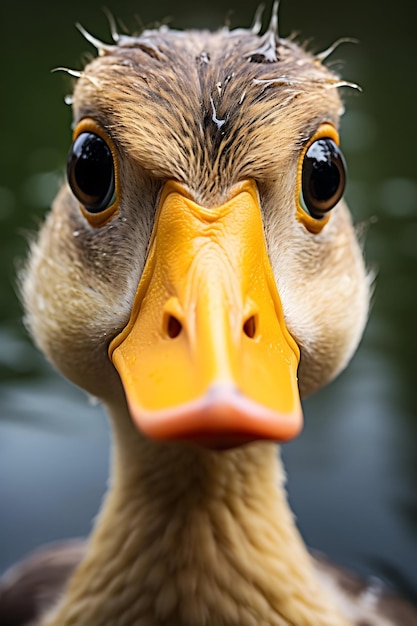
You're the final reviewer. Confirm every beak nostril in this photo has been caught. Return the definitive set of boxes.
[167,315,182,339]
[243,315,257,339]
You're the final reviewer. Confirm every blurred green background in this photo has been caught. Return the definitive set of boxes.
[1,0,416,604]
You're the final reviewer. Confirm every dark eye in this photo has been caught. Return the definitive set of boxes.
[67,132,116,213]
[300,138,346,219]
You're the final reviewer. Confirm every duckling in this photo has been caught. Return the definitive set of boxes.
[2,5,417,625]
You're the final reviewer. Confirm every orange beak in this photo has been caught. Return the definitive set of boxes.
[109,180,302,448]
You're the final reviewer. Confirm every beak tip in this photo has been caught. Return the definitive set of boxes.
[126,384,303,449]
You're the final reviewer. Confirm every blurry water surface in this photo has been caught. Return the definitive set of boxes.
[1,0,416,604]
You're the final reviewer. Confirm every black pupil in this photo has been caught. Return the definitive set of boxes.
[68,132,115,213]
[302,138,345,218]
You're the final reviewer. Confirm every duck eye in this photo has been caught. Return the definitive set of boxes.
[300,138,346,219]
[67,132,116,214]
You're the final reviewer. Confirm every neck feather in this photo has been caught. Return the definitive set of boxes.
[41,406,351,626]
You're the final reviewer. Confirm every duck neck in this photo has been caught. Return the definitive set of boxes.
[43,408,351,626]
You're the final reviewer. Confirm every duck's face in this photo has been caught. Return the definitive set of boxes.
[23,26,369,447]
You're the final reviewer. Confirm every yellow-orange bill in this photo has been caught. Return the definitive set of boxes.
[109,180,303,448]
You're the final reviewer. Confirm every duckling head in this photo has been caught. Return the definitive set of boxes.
[22,14,370,448]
